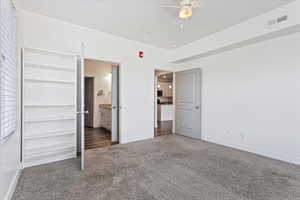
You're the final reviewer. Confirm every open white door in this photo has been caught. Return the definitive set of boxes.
[111,65,119,143]
[76,44,85,170]
[175,68,201,139]
[80,44,85,170]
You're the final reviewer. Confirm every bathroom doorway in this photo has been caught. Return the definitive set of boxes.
[83,59,120,150]
[84,77,94,128]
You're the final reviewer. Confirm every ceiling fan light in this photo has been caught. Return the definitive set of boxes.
[179,8,193,19]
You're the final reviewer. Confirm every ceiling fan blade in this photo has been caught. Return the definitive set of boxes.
[192,4,202,8]
[191,0,203,6]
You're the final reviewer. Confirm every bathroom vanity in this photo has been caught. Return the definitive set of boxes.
[157,103,173,121]
[99,104,112,131]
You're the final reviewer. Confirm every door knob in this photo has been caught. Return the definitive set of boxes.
[112,106,117,109]
[195,106,200,109]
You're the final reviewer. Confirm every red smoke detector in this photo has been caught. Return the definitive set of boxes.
[139,51,144,58]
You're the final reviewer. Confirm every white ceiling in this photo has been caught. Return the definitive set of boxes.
[15,0,295,49]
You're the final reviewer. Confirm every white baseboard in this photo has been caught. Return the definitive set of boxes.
[5,168,22,200]
[203,136,300,166]
[120,135,154,144]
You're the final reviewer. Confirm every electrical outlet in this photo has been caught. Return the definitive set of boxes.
[240,133,245,139]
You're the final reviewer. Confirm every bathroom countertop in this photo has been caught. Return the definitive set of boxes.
[99,104,112,109]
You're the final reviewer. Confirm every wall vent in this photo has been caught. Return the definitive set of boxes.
[268,15,288,27]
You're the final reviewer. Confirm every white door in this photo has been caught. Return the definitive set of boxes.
[175,68,201,139]
[22,48,77,167]
[76,44,85,170]
[111,65,119,143]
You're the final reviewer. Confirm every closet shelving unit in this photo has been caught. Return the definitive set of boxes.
[24,78,75,84]
[22,47,78,167]
[24,62,75,72]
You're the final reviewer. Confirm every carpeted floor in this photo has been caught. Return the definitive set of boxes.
[13,135,300,200]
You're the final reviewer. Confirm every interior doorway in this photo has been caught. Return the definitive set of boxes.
[83,59,120,150]
[154,70,174,137]
[84,77,94,127]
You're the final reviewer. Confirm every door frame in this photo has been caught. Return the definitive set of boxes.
[82,57,122,143]
[175,67,202,139]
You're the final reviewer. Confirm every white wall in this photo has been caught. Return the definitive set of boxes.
[2,2,297,200]
[85,60,112,128]
[169,0,300,166]
[173,32,300,165]
[171,0,300,62]
[0,132,21,200]
[18,10,171,144]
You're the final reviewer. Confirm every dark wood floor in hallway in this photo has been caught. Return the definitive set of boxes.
[155,120,172,137]
[85,127,111,149]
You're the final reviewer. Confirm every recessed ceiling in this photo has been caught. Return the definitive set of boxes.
[15,0,295,49]
[158,73,173,82]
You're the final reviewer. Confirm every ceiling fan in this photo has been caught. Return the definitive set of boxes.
[161,0,202,19]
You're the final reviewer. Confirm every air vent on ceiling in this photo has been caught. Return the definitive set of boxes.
[267,15,288,27]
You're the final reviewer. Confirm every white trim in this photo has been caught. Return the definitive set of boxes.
[4,168,21,200]
[120,135,154,144]
[80,43,85,170]
[23,47,77,57]
[172,72,176,133]
[74,56,77,156]
[21,48,25,165]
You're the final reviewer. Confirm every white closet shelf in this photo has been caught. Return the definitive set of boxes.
[25,62,75,72]
[24,116,75,123]
[24,47,77,57]
[24,104,75,108]
[23,152,75,168]
[24,130,75,140]
[24,78,75,84]
[22,47,77,168]
[24,143,75,158]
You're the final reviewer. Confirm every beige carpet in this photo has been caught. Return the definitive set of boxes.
[13,135,300,200]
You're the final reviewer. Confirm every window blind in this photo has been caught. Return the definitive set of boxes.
[0,0,17,143]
